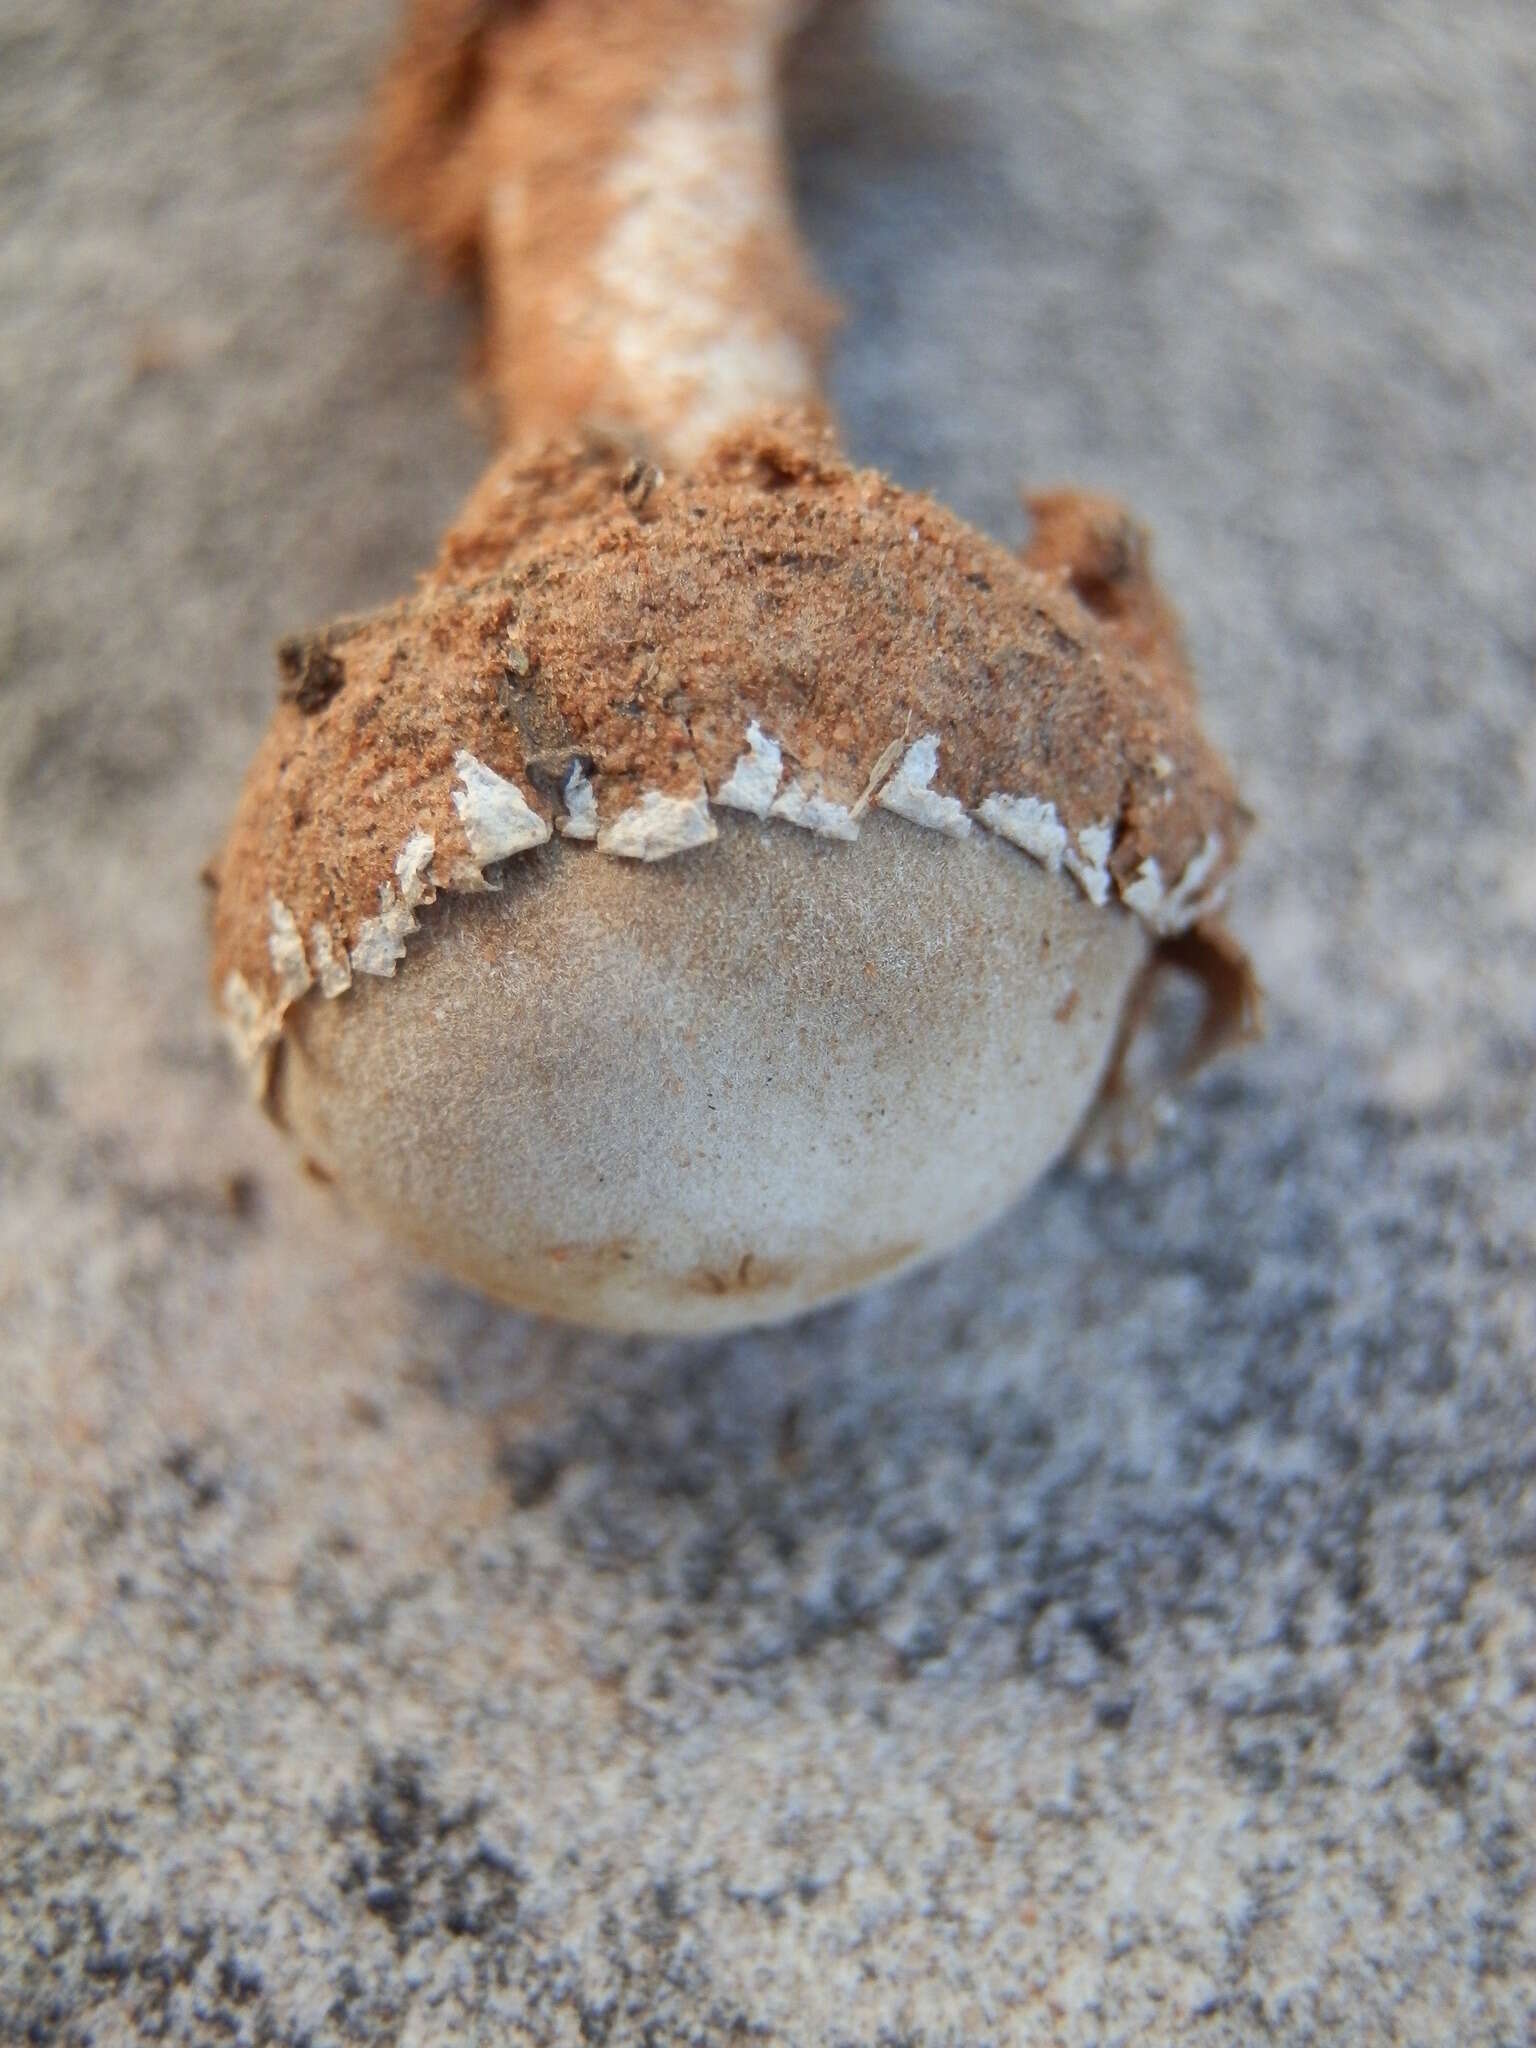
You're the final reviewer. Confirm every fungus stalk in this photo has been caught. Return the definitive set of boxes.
[370,0,834,461]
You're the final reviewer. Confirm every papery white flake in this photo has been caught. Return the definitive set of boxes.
[395,830,436,908]
[452,751,551,865]
[558,761,599,840]
[715,720,783,816]
[308,922,351,999]
[977,793,1070,872]
[348,830,443,979]
[1122,858,1167,924]
[1123,833,1225,934]
[267,899,312,1003]
[876,734,972,838]
[769,782,860,841]
[1063,822,1116,907]
[598,788,718,860]
[350,882,418,977]
[220,969,279,1068]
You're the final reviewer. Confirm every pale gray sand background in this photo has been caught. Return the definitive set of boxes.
[2,2,1534,2042]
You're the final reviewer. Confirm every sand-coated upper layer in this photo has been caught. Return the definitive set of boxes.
[210,417,1248,1060]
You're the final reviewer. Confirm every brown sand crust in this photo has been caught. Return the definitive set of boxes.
[1022,488,1199,701]
[211,416,1248,1044]
[366,0,835,454]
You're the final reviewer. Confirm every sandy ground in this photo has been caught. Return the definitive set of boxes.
[2,2,1533,2042]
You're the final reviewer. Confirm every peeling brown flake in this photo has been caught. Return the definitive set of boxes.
[277,636,347,715]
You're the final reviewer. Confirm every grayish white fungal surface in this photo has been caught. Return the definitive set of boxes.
[275,810,1148,1335]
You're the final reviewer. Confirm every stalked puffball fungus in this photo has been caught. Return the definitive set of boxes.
[208,0,1256,1335]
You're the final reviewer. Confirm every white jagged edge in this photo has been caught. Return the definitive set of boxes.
[1063,820,1116,908]
[266,898,312,1003]
[598,787,717,860]
[307,921,351,999]
[1122,831,1228,933]
[220,967,282,1073]
[715,719,782,816]
[976,792,1069,872]
[557,761,599,840]
[453,750,551,866]
[223,755,553,1060]
[876,734,972,839]
[223,724,1223,1063]
[768,782,860,841]
[351,828,440,977]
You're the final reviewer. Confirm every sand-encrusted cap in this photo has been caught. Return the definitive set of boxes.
[210,418,1249,1067]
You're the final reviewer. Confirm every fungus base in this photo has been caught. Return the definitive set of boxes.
[276,813,1147,1334]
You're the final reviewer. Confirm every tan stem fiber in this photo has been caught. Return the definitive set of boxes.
[370,0,835,461]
